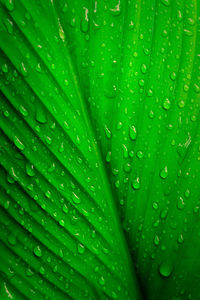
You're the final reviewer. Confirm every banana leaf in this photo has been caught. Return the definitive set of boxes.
[0,0,200,299]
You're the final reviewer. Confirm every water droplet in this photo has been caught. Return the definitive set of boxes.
[77,243,85,254]
[45,190,51,199]
[45,136,52,145]
[59,142,64,153]
[110,1,121,16]
[5,0,15,11]
[19,105,28,116]
[106,151,111,162]
[159,261,173,278]
[178,100,185,108]
[80,7,89,33]
[62,204,68,214]
[4,18,14,34]
[177,234,184,244]
[162,98,171,110]
[20,62,28,76]
[59,219,65,227]
[40,266,45,275]
[177,196,185,210]
[154,235,160,246]
[104,126,112,139]
[26,162,35,177]
[194,83,200,93]
[170,72,176,81]
[26,268,34,277]
[34,245,42,257]
[14,136,25,150]
[8,234,16,246]
[161,0,171,7]
[137,151,144,159]
[141,64,147,74]
[72,192,81,204]
[159,166,168,179]
[2,64,8,73]
[99,276,105,286]
[132,177,140,190]
[129,125,137,141]
[36,63,42,73]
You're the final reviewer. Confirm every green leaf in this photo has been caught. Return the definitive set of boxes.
[0,0,200,300]
[0,1,141,299]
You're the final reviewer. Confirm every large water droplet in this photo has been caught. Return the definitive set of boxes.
[159,261,173,278]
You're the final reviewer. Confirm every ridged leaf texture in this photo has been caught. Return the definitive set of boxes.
[0,0,200,300]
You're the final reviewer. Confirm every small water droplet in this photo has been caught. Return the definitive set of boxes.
[170,72,176,81]
[132,177,140,190]
[106,151,111,162]
[62,204,68,214]
[5,0,15,11]
[161,0,171,7]
[26,162,35,177]
[77,243,85,254]
[2,64,8,73]
[159,166,168,179]
[129,125,137,141]
[104,126,112,139]
[8,234,17,246]
[99,276,105,286]
[14,136,25,150]
[34,245,42,257]
[59,219,65,227]
[137,151,144,159]
[110,1,121,16]
[177,196,185,210]
[20,62,28,76]
[162,98,171,110]
[72,192,81,204]
[154,235,160,246]
[141,64,147,74]
[4,18,14,34]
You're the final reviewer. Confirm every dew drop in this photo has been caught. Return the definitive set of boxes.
[19,105,28,117]
[159,261,173,278]
[132,177,140,190]
[129,125,137,141]
[20,62,28,76]
[159,166,168,179]
[14,136,25,150]
[77,243,85,254]
[2,64,8,73]
[4,18,14,34]
[162,98,171,110]
[34,245,42,257]
[5,0,15,11]
[177,196,185,210]
[72,192,81,204]
[99,276,105,286]
[106,151,111,162]
[26,162,35,177]
[170,72,176,81]
[62,204,68,214]
[59,219,65,227]
[8,234,17,246]
[161,0,171,7]
[104,126,112,139]
[154,235,160,246]
[141,64,147,74]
